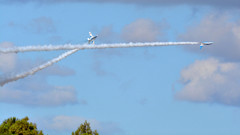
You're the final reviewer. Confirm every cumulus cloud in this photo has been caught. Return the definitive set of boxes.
[176,11,240,107]
[121,19,167,42]
[179,13,240,61]
[41,115,122,134]
[1,0,240,8]
[175,58,240,107]
[0,42,81,106]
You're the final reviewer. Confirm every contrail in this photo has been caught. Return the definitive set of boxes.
[0,42,200,53]
[0,49,79,86]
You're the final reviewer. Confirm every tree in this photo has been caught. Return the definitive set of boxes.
[72,120,99,135]
[0,117,44,135]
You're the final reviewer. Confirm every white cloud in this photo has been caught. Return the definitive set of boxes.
[175,58,240,106]
[179,13,240,61]
[176,11,240,107]
[41,115,122,134]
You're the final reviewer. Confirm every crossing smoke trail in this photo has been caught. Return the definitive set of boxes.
[0,49,79,86]
[0,42,200,86]
[0,42,200,53]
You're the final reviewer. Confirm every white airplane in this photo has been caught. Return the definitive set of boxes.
[200,41,213,49]
[87,32,98,44]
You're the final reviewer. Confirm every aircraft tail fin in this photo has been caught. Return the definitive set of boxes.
[89,32,93,37]
[200,44,203,49]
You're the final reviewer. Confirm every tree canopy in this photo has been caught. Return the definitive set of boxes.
[72,120,99,135]
[0,117,44,135]
[1,117,99,135]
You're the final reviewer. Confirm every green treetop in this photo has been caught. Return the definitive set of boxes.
[72,120,99,135]
[0,117,44,135]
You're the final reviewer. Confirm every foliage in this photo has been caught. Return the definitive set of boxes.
[0,117,44,135]
[72,120,99,135]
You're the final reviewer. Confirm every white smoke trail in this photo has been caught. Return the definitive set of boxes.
[0,42,200,53]
[0,49,79,86]
[0,42,200,86]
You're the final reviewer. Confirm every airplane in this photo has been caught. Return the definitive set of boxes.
[87,32,98,44]
[200,41,213,49]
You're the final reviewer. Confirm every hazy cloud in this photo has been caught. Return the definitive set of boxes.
[8,17,56,34]
[91,49,122,77]
[119,79,134,92]
[179,13,240,61]
[175,58,240,107]
[98,19,168,43]
[139,98,148,105]
[0,69,79,106]
[42,115,123,134]
[92,59,108,76]
[98,25,119,43]
[1,0,240,8]
[0,42,79,106]
[0,84,78,106]
[92,19,162,76]
[28,17,56,34]
[39,63,75,76]
[91,44,124,77]
[121,19,167,42]
[0,42,17,72]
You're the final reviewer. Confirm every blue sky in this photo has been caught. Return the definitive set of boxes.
[1,0,240,135]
